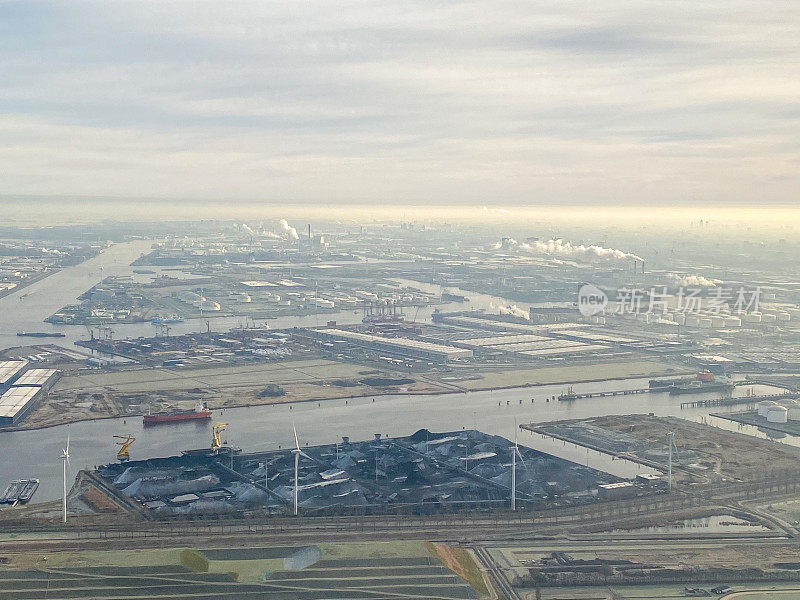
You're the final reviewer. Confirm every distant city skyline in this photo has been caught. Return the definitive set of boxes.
[2,1,799,204]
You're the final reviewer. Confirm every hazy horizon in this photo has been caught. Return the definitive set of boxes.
[3,1,799,205]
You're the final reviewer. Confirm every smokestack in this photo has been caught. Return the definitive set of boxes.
[641,260,645,275]
[308,223,311,242]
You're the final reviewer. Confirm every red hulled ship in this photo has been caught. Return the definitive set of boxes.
[143,402,212,425]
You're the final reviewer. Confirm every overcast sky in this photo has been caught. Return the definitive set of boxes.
[1,1,798,205]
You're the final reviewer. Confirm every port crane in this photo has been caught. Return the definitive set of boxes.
[114,434,135,461]
[211,422,228,452]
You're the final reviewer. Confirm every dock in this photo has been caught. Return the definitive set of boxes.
[558,388,654,401]
[680,392,799,409]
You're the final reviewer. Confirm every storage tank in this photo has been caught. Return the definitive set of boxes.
[675,313,686,325]
[743,313,762,323]
[758,400,778,417]
[762,313,777,324]
[767,406,788,423]
[699,317,713,328]
[685,315,700,327]
[710,316,726,328]
[776,311,791,322]
[724,316,742,327]
[788,406,800,421]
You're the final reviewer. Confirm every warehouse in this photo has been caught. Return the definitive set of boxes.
[0,386,42,426]
[0,360,28,387]
[12,368,60,391]
[312,328,472,362]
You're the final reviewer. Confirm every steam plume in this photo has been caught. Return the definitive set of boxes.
[494,238,643,263]
[279,219,300,240]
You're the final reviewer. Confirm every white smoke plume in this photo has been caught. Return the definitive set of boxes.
[490,302,530,320]
[668,273,722,287]
[279,219,300,241]
[494,238,643,263]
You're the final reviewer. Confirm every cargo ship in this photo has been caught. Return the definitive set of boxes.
[441,292,470,303]
[669,381,734,395]
[649,376,694,389]
[151,314,185,324]
[0,479,39,504]
[143,403,212,425]
[16,331,66,338]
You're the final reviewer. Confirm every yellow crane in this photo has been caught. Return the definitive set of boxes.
[114,434,135,461]
[211,422,228,452]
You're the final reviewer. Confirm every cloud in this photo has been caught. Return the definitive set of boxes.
[0,1,799,203]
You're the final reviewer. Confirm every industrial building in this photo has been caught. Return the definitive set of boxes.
[0,360,28,387]
[312,328,473,362]
[0,366,60,426]
[0,386,42,426]
[12,368,59,390]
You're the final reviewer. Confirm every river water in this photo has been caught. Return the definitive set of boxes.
[0,242,794,502]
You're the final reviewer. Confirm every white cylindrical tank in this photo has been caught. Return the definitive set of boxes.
[724,317,741,327]
[763,313,777,324]
[743,313,762,323]
[767,406,788,423]
[699,317,713,328]
[788,406,800,421]
[685,315,700,327]
[776,311,791,322]
[758,400,778,416]
[675,313,686,325]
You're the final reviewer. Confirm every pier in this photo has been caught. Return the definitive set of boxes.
[680,392,800,409]
[558,388,654,401]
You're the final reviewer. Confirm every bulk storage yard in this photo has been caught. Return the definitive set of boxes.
[72,429,656,518]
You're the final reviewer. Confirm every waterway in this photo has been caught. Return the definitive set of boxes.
[0,242,796,502]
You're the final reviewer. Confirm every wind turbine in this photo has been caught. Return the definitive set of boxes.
[60,432,70,523]
[511,422,526,511]
[291,424,311,516]
[667,431,678,490]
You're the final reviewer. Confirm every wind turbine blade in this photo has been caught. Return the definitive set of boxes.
[298,450,313,460]
[66,431,70,455]
[515,447,527,469]
[292,423,300,451]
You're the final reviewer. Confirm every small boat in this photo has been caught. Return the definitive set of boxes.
[143,403,211,425]
[0,479,39,504]
[17,479,39,504]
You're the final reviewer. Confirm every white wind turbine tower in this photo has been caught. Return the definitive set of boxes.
[667,431,678,491]
[511,422,526,511]
[60,432,70,523]
[291,424,311,516]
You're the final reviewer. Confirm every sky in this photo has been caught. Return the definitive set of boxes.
[1,1,799,206]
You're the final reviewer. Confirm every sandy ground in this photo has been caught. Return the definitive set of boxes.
[577,414,800,480]
[454,359,678,391]
[15,358,677,430]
